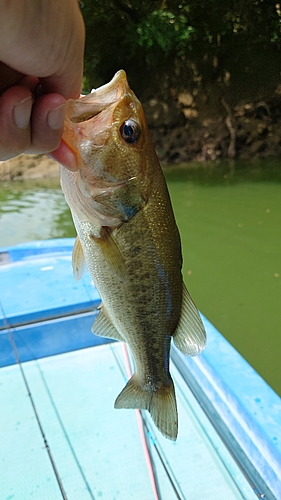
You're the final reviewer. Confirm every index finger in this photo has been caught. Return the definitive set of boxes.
[0,0,85,100]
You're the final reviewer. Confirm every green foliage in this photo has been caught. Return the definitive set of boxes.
[134,9,194,55]
[80,0,281,102]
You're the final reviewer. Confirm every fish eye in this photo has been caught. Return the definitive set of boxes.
[120,119,140,144]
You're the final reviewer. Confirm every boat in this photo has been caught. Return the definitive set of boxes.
[0,238,280,500]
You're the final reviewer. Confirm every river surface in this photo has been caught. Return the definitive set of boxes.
[0,159,280,396]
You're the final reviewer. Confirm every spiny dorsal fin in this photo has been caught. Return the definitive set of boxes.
[92,305,125,342]
[72,236,86,281]
[114,374,178,441]
[173,283,206,356]
[90,226,127,283]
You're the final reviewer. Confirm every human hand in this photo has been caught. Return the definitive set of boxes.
[0,0,85,169]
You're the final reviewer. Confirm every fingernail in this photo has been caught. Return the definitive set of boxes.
[13,96,32,129]
[47,104,66,130]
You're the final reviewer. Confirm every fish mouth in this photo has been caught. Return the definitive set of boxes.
[66,70,130,124]
[62,70,132,152]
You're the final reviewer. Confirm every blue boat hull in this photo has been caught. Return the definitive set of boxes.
[0,239,280,499]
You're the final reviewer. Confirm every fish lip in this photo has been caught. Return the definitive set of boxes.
[90,70,129,102]
[67,70,130,124]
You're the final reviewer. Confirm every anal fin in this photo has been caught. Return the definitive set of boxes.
[173,283,206,356]
[114,374,178,441]
[92,305,125,342]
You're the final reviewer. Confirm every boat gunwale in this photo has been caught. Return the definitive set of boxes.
[1,238,281,499]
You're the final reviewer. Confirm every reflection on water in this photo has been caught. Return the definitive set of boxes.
[0,177,75,246]
[0,160,280,396]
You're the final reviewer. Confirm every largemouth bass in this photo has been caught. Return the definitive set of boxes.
[60,70,206,440]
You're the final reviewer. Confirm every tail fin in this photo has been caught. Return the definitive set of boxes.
[114,374,178,440]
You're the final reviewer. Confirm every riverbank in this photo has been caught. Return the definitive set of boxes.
[0,154,59,181]
[144,95,281,164]
[1,94,281,181]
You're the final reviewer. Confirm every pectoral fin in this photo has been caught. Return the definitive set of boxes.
[72,236,86,281]
[92,305,125,342]
[90,227,127,283]
[173,283,206,356]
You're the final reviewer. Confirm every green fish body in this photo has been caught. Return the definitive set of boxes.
[60,70,206,440]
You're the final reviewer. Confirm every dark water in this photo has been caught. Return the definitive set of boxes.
[0,160,280,396]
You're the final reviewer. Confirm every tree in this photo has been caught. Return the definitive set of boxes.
[81,1,281,105]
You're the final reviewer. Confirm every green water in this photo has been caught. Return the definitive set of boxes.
[0,160,280,396]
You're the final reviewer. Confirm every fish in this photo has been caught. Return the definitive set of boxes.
[60,70,206,441]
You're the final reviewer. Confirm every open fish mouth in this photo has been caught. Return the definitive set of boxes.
[62,69,144,180]
[66,70,130,124]
[62,70,135,151]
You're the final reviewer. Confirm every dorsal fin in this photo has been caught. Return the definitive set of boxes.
[173,283,206,356]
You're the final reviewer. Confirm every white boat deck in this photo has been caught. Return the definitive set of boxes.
[1,342,257,500]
